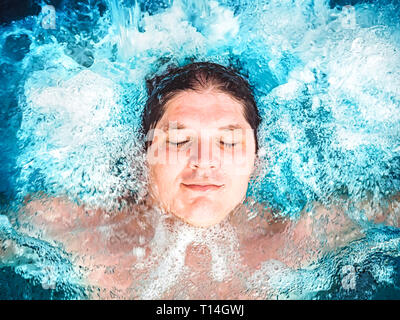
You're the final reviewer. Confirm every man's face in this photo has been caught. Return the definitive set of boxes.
[146,89,256,227]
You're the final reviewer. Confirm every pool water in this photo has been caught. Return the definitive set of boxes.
[0,0,400,299]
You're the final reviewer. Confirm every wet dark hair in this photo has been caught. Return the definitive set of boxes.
[141,61,261,153]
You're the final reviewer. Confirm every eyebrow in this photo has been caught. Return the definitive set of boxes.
[160,121,245,131]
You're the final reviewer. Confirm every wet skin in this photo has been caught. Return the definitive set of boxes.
[14,193,365,299]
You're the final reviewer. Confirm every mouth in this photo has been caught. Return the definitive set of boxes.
[181,183,224,192]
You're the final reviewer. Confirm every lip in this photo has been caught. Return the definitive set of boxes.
[181,183,223,192]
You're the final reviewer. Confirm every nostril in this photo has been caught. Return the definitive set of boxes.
[188,145,220,169]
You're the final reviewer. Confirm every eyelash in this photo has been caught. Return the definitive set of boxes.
[221,142,238,148]
[169,140,189,147]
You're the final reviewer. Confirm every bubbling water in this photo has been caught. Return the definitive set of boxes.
[0,0,400,299]
[110,206,244,299]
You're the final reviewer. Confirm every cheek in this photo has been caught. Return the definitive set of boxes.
[149,162,182,193]
[222,149,255,178]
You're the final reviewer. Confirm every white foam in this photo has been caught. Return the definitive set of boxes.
[133,211,242,298]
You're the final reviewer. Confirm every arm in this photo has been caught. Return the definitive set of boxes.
[292,200,363,248]
[229,200,361,270]
[17,193,84,241]
[16,192,114,240]
[16,193,155,298]
[354,192,400,227]
[285,200,364,268]
[289,192,400,267]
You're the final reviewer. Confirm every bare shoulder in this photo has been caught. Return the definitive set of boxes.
[230,203,291,270]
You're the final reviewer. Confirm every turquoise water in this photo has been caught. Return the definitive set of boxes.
[1,0,400,299]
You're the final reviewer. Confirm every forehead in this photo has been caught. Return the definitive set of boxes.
[156,90,251,130]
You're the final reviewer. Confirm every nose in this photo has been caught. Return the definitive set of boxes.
[188,136,219,170]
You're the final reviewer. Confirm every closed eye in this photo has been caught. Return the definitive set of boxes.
[168,140,190,146]
[168,140,238,148]
[220,141,238,147]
